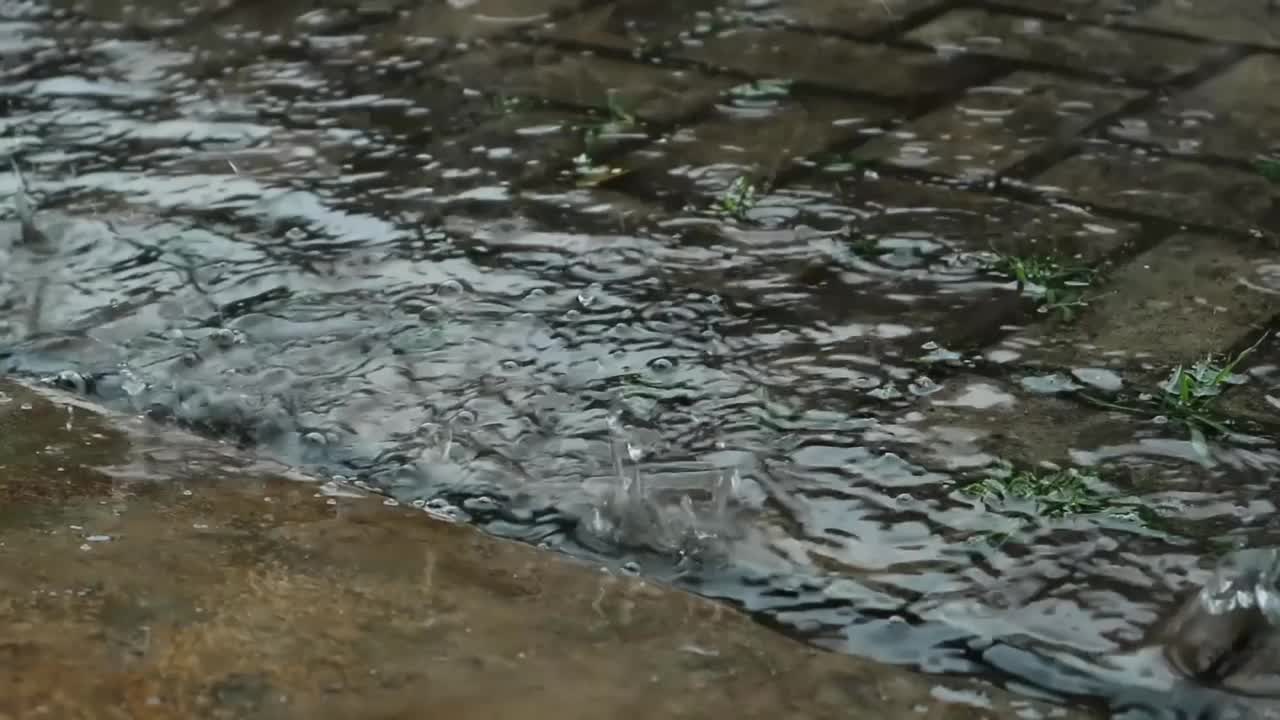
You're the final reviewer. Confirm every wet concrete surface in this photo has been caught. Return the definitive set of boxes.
[3,0,1280,717]
[0,379,1080,720]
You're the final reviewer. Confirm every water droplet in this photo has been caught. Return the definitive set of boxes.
[209,328,241,348]
[437,279,465,297]
[649,357,675,372]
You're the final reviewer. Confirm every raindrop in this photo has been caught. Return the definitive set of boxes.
[649,357,675,373]
[209,328,241,349]
[578,282,604,308]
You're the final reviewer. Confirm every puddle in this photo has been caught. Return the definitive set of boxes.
[3,1,1280,717]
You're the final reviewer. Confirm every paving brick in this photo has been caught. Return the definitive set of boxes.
[736,0,942,37]
[993,233,1280,373]
[673,27,993,100]
[1034,145,1280,233]
[436,43,735,123]
[854,71,1140,181]
[986,0,1157,19]
[613,91,895,197]
[394,0,585,40]
[1108,54,1280,161]
[1131,0,1280,49]
[789,175,1135,260]
[536,0,716,51]
[906,8,1223,83]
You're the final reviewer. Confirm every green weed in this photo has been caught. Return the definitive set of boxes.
[1082,333,1267,440]
[961,464,1159,545]
[988,251,1096,321]
[725,78,794,102]
[1257,158,1280,184]
[718,176,758,219]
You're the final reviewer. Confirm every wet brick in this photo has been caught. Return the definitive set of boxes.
[672,27,994,101]
[437,43,735,123]
[907,8,1222,83]
[1108,54,1280,161]
[855,71,1142,181]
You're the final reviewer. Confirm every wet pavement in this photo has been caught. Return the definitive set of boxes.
[2,0,1280,717]
[0,379,1079,719]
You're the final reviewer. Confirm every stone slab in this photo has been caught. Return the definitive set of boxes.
[535,0,717,52]
[673,27,994,100]
[1034,146,1280,233]
[1131,0,1280,49]
[983,0,1158,21]
[991,233,1280,378]
[613,91,895,196]
[0,380,1088,720]
[855,71,1142,181]
[1108,54,1280,161]
[907,8,1223,83]
[437,43,735,123]
[737,0,943,37]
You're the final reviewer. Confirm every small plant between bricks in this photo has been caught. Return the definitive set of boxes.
[960,463,1158,545]
[717,176,758,219]
[1256,157,1280,184]
[987,250,1096,321]
[1082,333,1267,442]
[569,91,640,187]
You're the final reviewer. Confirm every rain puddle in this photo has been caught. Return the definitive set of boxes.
[2,1,1280,717]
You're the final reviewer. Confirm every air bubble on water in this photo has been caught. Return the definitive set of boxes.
[921,341,939,351]
[500,359,520,372]
[419,305,444,322]
[383,498,399,506]
[182,489,193,496]
[463,496,498,512]
[326,498,337,505]
[302,431,327,446]
[209,328,241,348]
[908,377,942,396]
[577,282,602,308]
[649,357,675,373]
[437,279,465,297]
[627,442,644,463]
[622,560,641,575]
[868,384,902,400]
[1153,415,1169,425]
[452,409,477,426]
[411,499,426,509]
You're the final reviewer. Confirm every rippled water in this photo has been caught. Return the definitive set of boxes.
[4,2,1280,717]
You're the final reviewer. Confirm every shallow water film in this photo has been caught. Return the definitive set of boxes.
[3,0,1280,716]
